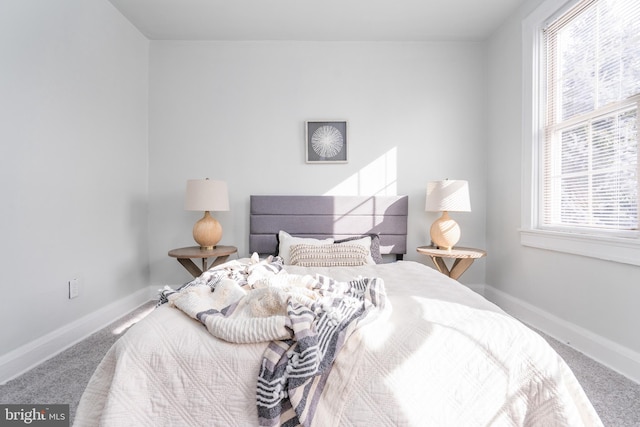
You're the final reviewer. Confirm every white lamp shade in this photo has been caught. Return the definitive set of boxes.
[425,180,471,212]
[185,179,229,212]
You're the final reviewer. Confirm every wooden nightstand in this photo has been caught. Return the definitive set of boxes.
[416,246,486,280]
[168,245,238,278]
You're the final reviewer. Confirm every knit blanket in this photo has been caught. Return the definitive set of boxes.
[161,255,389,427]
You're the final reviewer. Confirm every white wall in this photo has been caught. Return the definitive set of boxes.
[0,0,149,373]
[486,0,640,380]
[148,41,488,288]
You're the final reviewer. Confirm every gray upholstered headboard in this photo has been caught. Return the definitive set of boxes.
[249,195,408,260]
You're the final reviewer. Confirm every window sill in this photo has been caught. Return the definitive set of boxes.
[520,229,640,267]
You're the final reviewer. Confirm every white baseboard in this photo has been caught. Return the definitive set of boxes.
[482,284,640,385]
[0,286,156,385]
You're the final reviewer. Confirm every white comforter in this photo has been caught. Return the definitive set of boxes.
[74,261,602,427]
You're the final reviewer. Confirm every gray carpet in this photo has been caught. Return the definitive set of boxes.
[1,301,639,426]
[0,302,157,423]
[541,332,640,426]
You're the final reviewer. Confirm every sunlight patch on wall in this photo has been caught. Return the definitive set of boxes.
[324,147,397,196]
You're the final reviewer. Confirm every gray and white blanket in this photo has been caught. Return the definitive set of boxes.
[160,255,389,427]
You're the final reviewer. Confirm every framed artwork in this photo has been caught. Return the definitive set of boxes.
[305,121,348,163]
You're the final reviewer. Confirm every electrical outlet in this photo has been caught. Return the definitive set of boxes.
[69,278,80,299]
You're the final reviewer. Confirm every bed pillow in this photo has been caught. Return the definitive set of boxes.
[289,243,371,267]
[335,234,383,264]
[277,230,334,265]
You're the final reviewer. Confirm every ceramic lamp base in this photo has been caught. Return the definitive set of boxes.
[193,211,222,250]
[430,211,460,251]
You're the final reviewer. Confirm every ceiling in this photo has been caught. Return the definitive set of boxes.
[107,0,525,42]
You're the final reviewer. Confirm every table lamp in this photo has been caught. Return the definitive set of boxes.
[425,180,471,251]
[185,178,229,250]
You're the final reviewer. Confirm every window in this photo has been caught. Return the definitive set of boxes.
[521,0,640,265]
[543,0,640,234]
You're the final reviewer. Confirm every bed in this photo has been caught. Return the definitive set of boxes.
[74,195,602,427]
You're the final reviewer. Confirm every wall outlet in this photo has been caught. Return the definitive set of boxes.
[69,278,80,299]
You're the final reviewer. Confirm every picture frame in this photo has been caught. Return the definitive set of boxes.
[305,121,348,163]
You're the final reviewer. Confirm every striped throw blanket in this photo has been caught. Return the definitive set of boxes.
[161,255,389,427]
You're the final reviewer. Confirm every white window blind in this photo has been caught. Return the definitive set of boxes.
[542,0,640,235]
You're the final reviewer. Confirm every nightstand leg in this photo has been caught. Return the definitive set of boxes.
[449,258,474,280]
[430,256,450,276]
[177,258,203,278]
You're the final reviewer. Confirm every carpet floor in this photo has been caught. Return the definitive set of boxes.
[1,301,639,426]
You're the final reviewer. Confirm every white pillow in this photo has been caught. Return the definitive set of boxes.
[278,230,334,265]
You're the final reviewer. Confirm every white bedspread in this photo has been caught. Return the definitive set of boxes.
[74,261,603,427]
